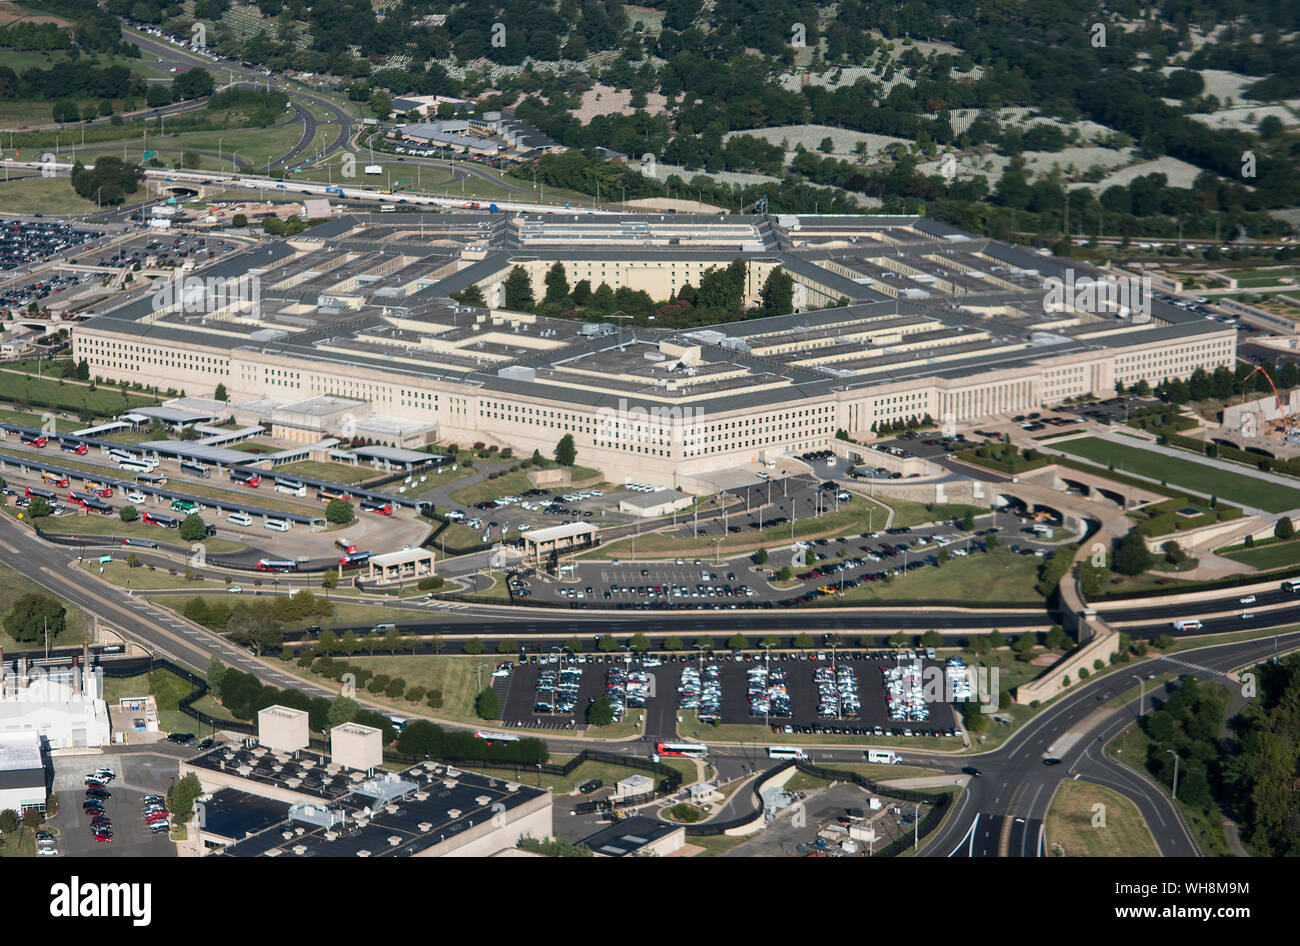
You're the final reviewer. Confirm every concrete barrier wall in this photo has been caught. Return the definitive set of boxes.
[1014,622,1120,704]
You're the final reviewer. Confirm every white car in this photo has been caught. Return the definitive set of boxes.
[227,585,243,594]
[127,491,147,503]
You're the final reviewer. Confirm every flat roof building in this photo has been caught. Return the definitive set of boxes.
[0,731,47,813]
[579,815,685,857]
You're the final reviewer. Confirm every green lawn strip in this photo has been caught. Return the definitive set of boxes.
[276,460,377,485]
[1218,540,1300,570]
[79,559,226,591]
[809,548,1044,605]
[1044,779,1162,856]
[0,372,158,415]
[860,494,984,529]
[147,594,420,631]
[457,752,692,794]
[450,471,538,506]
[6,507,244,554]
[0,828,36,858]
[101,667,221,736]
[1052,436,1300,512]
[0,561,88,651]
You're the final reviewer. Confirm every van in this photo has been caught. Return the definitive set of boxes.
[264,518,290,532]
[227,512,253,526]
[866,749,901,764]
[1171,618,1202,631]
[371,623,397,633]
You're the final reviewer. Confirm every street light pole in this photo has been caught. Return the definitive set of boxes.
[1132,674,1145,716]
[1166,749,1180,799]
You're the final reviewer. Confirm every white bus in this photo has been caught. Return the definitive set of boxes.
[264,518,290,532]
[274,480,307,497]
[119,459,155,474]
[655,741,708,759]
[1171,618,1203,631]
[108,449,135,464]
[767,746,807,760]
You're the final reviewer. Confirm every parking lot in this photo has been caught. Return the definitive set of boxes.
[45,749,184,857]
[0,220,104,280]
[491,651,965,737]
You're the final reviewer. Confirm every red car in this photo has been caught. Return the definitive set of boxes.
[93,833,112,843]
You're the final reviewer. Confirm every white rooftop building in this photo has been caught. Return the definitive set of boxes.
[0,731,47,813]
[0,650,112,749]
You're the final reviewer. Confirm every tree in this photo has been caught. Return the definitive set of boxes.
[231,213,247,228]
[3,593,65,644]
[1114,528,1154,576]
[463,637,485,654]
[565,635,582,653]
[1012,633,1037,661]
[226,603,282,656]
[695,636,715,651]
[325,499,354,524]
[27,497,51,518]
[213,383,228,401]
[554,433,576,467]
[1044,625,1069,651]
[761,634,780,649]
[586,696,615,726]
[327,696,359,727]
[961,514,975,531]
[663,636,683,651]
[629,633,651,652]
[1161,539,1185,565]
[984,532,999,552]
[497,637,518,654]
[183,596,210,624]
[543,261,569,302]
[76,358,90,381]
[322,572,338,591]
[987,629,1005,650]
[727,632,749,651]
[597,633,618,652]
[454,283,486,306]
[119,504,138,523]
[753,547,768,565]
[759,267,794,316]
[179,514,207,542]
[794,633,814,648]
[475,687,500,719]
[206,656,227,691]
[888,631,909,647]
[504,265,535,311]
[368,89,392,119]
[777,565,792,581]
[0,810,17,834]
[166,772,203,823]
[382,626,401,654]
[919,630,943,648]
[1275,517,1295,541]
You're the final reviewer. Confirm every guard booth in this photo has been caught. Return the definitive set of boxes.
[520,522,597,563]
[365,547,436,586]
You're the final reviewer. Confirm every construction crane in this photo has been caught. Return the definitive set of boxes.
[1237,359,1296,437]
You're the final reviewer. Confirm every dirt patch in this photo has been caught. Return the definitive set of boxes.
[0,2,67,25]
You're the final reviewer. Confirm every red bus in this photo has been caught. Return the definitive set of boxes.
[361,500,394,515]
[338,551,371,567]
[60,441,88,455]
[655,741,708,759]
[256,559,295,572]
[473,731,521,744]
[230,472,261,488]
[25,486,56,500]
[21,436,47,448]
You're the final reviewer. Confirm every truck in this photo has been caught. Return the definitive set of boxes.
[866,749,902,765]
[488,203,499,212]
[325,186,343,196]
[1171,618,1203,631]
[364,164,382,175]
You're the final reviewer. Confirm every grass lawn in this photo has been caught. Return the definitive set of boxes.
[101,667,221,736]
[1045,779,1161,856]
[451,471,536,506]
[0,374,157,416]
[276,460,377,485]
[1053,436,1300,512]
[0,176,99,216]
[6,507,245,554]
[783,763,940,792]
[863,495,985,529]
[150,595,418,631]
[684,833,753,857]
[79,559,225,591]
[815,549,1044,605]
[0,562,88,651]
[296,653,499,725]
[1219,539,1300,570]
[0,828,36,858]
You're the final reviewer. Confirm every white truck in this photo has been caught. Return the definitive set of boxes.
[364,164,383,175]
[866,749,902,765]
[1171,618,1203,631]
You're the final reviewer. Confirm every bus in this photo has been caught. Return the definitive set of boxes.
[83,481,113,498]
[378,203,396,213]
[339,551,371,567]
[230,472,261,488]
[1283,580,1300,593]
[142,512,178,528]
[317,488,351,502]
[473,731,521,744]
[655,742,708,759]
[41,472,69,488]
[256,559,296,572]
[119,460,155,475]
[274,480,306,497]
[361,500,394,515]
[334,537,357,554]
[21,435,47,448]
[766,746,808,760]
[122,537,158,549]
[60,441,88,455]
[108,449,135,464]
[180,460,211,479]
[66,491,91,506]
[83,498,113,515]
[171,499,199,514]
[24,486,56,500]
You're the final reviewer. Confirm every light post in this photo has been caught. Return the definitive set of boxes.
[1132,674,1145,716]
[1166,749,1180,800]
[218,137,224,169]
